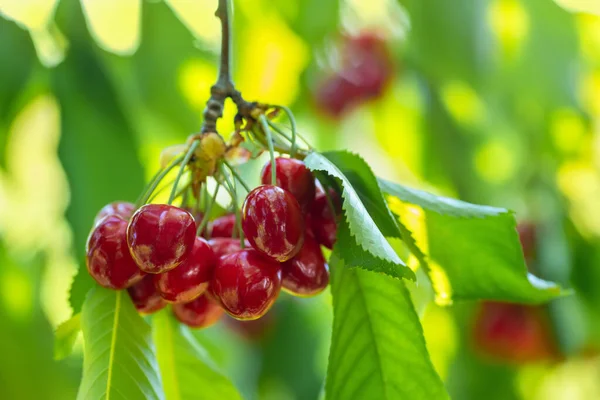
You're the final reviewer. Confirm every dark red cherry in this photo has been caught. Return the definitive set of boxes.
[208,238,250,258]
[209,214,237,238]
[242,185,304,262]
[127,204,196,274]
[173,294,224,329]
[86,215,145,289]
[309,189,340,249]
[154,237,216,303]
[127,275,167,314]
[260,158,316,212]
[473,301,557,363]
[282,233,329,296]
[94,201,136,224]
[211,249,282,320]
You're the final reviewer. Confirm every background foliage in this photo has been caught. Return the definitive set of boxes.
[1,0,600,399]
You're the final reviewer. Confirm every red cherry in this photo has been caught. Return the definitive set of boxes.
[182,207,204,225]
[282,233,329,296]
[94,201,136,224]
[473,301,557,363]
[210,249,282,320]
[209,214,238,238]
[86,215,146,289]
[173,294,224,329]
[309,189,340,249]
[127,204,196,274]
[208,238,250,258]
[127,275,167,314]
[242,185,304,262]
[154,237,216,303]
[260,158,316,212]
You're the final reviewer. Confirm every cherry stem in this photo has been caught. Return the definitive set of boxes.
[201,0,253,134]
[168,140,200,205]
[197,183,221,236]
[219,163,245,247]
[222,160,251,192]
[137,154,185,206]
[259,115,278,186]
[274,105,297,157]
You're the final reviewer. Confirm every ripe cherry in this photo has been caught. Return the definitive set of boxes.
[309,188,340,249]
[94,201,136,225]
[208,238,249,258]
[183,207,204,225]
[473,301,557,363]
[211,249,282,320]
[127,204,196,274]
[127,275,167,314]
[173,293,224,329]
[86,215,145,290]
[282,233,329,296]
[209,214,237,238]
[242,185,304,262]
[154,237,216,303]
[260,158,316,212]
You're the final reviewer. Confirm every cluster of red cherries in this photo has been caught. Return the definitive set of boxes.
[86,157,339,328]
[315,32,394,118]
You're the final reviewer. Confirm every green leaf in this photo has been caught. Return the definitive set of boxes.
[304,151,414,281]
[69,265,95,314]
[54,313,81,360]
[326,252,448,400]
[77,288,164,400]
[152,311,241,400]
[380,179,563,303]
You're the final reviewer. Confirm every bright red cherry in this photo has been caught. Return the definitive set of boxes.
[282,233,329,296]
[211,249,282,320]
[94,201,136,225]
[127,275,167,314]
[260,158,316,212]
[173,294,224,329]
[309,189,340,249]
[209,214,237,238]
[242,185,304,262]
[127,204,196,274]
[473,301,557,363]
[208,238,250,258]
[86,215,146,289]
[154,237,216,303]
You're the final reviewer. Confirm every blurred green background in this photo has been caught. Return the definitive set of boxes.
[1,0,600,399]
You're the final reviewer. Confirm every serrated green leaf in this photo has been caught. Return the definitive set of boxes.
[380,179,563,303]
[304,151,414,281]
[69,265,95,314]
[54,313,81,361]
[78,288,164,400]
[152,311,241,400]
[326,252,448,400]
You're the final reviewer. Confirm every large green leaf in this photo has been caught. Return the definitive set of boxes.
[326,252,448,400]
[380,179,563,303]
[78,288,164,400]
[304,151,414,281]
[152,311,241,400]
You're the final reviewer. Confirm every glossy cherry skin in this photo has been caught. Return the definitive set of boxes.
[127,204,196,274]
[473,302,557,363]
[94,201,136,225]
[154,237,216,303]
[86,215,146,289]
[242,185,304,262]
[309,189,340,249]
[282,233,329,296]
[211,249,282,320]
[127,275,167,314]
[208,238,250,258]
[209,214,237,238]
[260,158,316,212]
[173,294,224,329]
